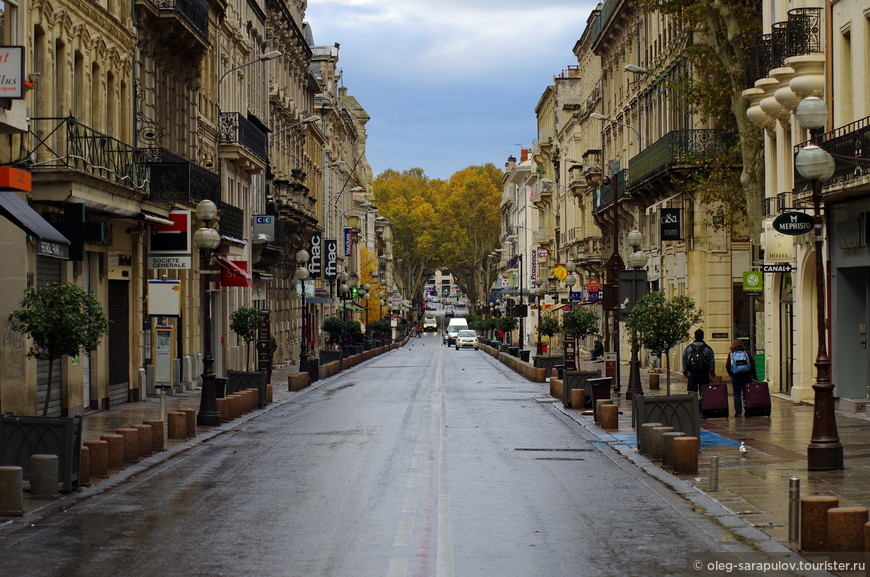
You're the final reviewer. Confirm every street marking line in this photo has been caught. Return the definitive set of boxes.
[406,472,421,488]
[411,455,422,469]
[394,519,414,547]
[402,493,417,513]
[386,557,408,577]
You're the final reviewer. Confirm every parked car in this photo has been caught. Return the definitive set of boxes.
[455,329,479,350]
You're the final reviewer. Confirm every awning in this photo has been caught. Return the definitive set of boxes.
[0,190,70,259]
[543,303,567,313]
[342,302,366,311]
[213,254,252,288]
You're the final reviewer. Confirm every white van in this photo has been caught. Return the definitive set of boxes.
[444,317,469,346]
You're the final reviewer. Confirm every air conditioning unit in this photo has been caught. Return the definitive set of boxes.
[108,251,133,280]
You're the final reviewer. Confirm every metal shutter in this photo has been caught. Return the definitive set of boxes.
[35,256,63,416]
[107,280,130,406]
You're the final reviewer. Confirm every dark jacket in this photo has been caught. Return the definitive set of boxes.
[682,340,715,377]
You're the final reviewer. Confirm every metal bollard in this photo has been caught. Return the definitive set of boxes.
[789,476,800,542]
[709,455,719,492]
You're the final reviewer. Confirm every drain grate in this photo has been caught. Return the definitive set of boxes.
[515,448,595,452]
[717,461,766,468]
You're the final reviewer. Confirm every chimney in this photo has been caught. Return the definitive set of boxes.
[505,155,517,171]
[520,148,529,163]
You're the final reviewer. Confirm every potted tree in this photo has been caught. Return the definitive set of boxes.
[533,315,564,374]
[227,306,268,406]
[560,307,601,408]
[320,316,345,364]
[6,282,109,492]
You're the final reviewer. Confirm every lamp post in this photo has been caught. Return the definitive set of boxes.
[794,96,843,471]
[295,249,310,374]
[625,230,648,400]
[193,200,222,426]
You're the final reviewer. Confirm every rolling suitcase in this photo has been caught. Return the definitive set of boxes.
[745,381,772,417]
[700,382,729,418]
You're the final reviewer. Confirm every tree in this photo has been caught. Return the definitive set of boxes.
[624,291,704,395]
[561,308,599,340]
[9,282,110,416]
[637,0,764,239]
[322,316,345,346]
[536,316,562,356]
[229,307,265,372]
[495,316,518,343]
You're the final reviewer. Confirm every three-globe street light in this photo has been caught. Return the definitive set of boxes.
[193,199,222,426]
[794,96,843,471]
[624,229,648,401]
[295,249,310,374]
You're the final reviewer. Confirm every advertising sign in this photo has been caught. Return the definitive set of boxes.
[764,220,793,263]
[0,46,25,99]
[743,271,763,294]
[660,208,682,241]
[308,233,322,278]
[253,215,274,241]
[148,211,192,269]
[344,227,353,257]
[773,211,814,236]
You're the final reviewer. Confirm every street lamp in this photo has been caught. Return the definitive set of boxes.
[794,96,843,471]
[624,64,668,82]
[295,249,310,374]
[193,200,222,426]
[625,229,648,400]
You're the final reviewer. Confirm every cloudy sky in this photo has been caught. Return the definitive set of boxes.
[304,1,599,180]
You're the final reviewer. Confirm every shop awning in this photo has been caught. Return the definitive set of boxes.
[342,302,366,311]
[213,254,252,288]
[0,190,70,259]
[542,303,567,314]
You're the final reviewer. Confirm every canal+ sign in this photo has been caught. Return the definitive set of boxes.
[772,211,814,236]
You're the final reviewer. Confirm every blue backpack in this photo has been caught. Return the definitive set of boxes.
[730,350,751,374]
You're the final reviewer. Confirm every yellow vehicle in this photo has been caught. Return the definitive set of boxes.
[423,316,438,332]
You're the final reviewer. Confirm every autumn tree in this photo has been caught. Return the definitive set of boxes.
[637,0,764,238]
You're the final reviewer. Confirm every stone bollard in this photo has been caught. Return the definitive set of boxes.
[595,399,613,424]
[143,420,165,452]
[180,408,196,437]
[100,434,125,471]
[827,507,868,552]
[570,388,584,410]
[801,495,839,552]
[115,428,140,463]
[167,412,187,440]
[661,432,686,468]
[132,424,153,458]
[551,378,562,400]
[650,426,675,461]
[672,437,699,473]
[227,394,241,420]
[246,389,258,411]
[637,422,662,455]
[83,440,108,478]
[0,466,24,516]
[600,404,618,430]
[266,383,273,404]
[30,454,59,499]
[216,397,229,422]
[79,445,91,486]
[648,372,660,390]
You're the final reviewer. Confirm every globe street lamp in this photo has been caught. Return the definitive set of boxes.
[295,249,310,374]
[794,96,843,471]
[625,229,648,401]
[193,200,222,426]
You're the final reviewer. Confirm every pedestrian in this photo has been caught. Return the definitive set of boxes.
[682,328,715,394]
[590,337,604,361]
[415,323,422,338]
[725,339,757,417]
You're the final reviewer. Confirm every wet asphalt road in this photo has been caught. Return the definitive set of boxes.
[0,334,795,576]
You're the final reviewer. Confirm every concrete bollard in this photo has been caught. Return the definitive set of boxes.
[143,420,165,452]
[180,408,196,436]
[100,434,125,471]
[827,507,868,552]
[551,378,562,400]
[167,412,188,440]
[246,389,258,411]
[132,424,153,458]
[266,383,273,404]
[650,426,675,461]
[661,432,686,468]
[672,436,699,473]
[83,440,108,478]
[594,399,612,424]
[79,445,91,486]
[216,397,229,422]
[801,495,839,552]
[637,422,662,455]
[0,466,24,516]
[570,388,584,411]
[115,428,140,463]
[29,454,59,499]
[227,394,241,420]
[648,372,660,390]
[600,404,619,430]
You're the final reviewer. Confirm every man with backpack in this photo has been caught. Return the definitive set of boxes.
[725,339,757,417]
[682,329,715,394]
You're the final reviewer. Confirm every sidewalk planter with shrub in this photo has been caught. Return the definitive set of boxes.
[227,370,267,409]
[533,354,564,375]
[559,308,601,406]
[0,414,82,492]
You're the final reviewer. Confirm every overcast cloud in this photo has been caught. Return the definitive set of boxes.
[304,1,599,180]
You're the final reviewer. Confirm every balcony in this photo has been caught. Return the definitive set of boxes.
[219,112,268,166]
[793,115,870,202]
[744,8,821,88]
[26,116,147,190]
[219,202,244,242]
[626,129,738,190]
[140,147,218,204]
[135,0,209,50]
[593,169,627,213]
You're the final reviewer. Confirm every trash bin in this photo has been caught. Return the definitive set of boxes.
[307,358,320,383]
[587,377,613,420]
[520,350,530,363]
[214,377,228,399]
[555,365,565,379]
[508,346,519,357]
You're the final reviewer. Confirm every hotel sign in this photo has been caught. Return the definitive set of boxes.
[772,212,814,236]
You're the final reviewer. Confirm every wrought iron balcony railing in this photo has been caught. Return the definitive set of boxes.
[593,169,627,213]
[744,8,821,88]
[25,116,148,190]
[626,129,737,189]
[219,202,244,241]
[140,147,219,204]
[145,0,208,40]
[793,115,870,196]
[219,112,268,163]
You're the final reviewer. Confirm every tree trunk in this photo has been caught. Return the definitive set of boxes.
[42,359,55,417]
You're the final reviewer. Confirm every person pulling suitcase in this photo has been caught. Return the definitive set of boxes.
[725,339,757,417]
[682,329,716,395]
